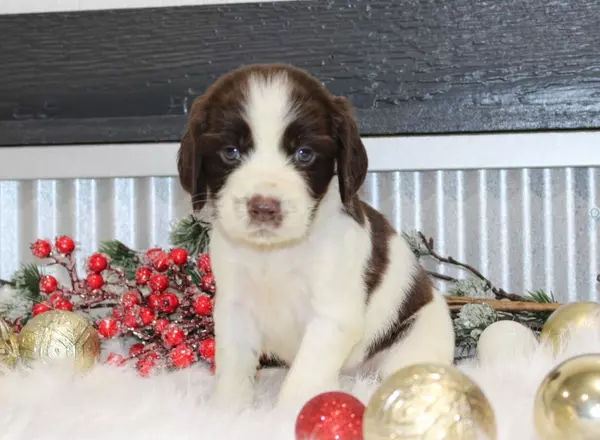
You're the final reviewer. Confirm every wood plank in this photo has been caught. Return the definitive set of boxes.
[1,0,600,146]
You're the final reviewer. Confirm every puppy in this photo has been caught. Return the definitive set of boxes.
[177,63,455,408]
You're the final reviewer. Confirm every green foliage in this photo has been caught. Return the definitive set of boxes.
[98,240,139,280]
[169,215,211,257]
[11,263,43,302]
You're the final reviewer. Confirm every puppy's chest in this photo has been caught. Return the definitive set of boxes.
[239,255,315,359]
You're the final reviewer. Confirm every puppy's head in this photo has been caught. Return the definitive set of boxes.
[178,64,368,247]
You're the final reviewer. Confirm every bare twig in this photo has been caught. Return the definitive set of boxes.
[448,300,561,313]
[426,271,458,283]
[0,278,16,287]
[418,232,523,302]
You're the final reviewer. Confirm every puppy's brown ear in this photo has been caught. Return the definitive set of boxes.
[333,96,368,206]
[177,97,208,212]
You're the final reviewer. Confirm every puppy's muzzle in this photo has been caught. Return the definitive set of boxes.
[247,195,283,228]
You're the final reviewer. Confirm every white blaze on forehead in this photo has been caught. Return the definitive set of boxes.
[243,72,297,154]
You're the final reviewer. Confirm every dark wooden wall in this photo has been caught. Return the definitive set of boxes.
[1,0,599,146]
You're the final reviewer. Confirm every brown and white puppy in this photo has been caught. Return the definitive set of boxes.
[177,63,455,409]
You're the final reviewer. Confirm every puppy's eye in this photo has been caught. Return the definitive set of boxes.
[294,147,315,165]
[219,146,241,164]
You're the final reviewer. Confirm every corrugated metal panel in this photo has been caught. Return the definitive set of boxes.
[1,168,598,303]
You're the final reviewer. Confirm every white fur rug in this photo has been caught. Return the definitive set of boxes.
[1,325,600,440]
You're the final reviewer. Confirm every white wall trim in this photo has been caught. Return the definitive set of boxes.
[1,131,600,180]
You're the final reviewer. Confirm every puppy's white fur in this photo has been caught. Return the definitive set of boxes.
[209,71,455,409]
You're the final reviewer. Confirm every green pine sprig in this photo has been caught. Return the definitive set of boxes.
[11,263,43,302]
[98,240,140,280]
[169,215,211,257]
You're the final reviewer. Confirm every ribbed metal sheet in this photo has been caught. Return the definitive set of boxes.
[1,168,598,303]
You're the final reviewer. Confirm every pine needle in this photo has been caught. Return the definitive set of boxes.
[99,240,140,279]
[526,289,556,303]
[10,263,42,302]
[169,215,211,256]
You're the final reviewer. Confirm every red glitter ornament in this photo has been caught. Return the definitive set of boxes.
[32,302,51,316]
[123,308,141,329]
[200,273,215,293]
[55,298,73,311]
[196,253,211,274]
[97,317,120,339]
[170,248,189,266]
[31,239,52,259]
[162,324,185,347]
[48,293,65,308]
[161,292,179,313]
[88,253,109,272]
[39,275,58,294]
[170,344,196,368]
[55,235,76,255]
[194,295,213,316]
[198,338,215,361]
[294,391,365,440]
[147,293,163,310]
[121,291,141,309]
[136,267,153,286]
[86,273,104,290]
[149,274,169,293]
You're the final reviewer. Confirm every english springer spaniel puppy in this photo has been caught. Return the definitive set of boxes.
[177,63,455,409]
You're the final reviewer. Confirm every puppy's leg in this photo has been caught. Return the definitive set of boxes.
[377,292,455,378]
[211,258,260,408]
[276,275,365,408]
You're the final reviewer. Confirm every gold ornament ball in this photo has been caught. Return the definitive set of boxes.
[541,301,600,355]
[363,363,497,440]
[18,310,100,372]
[0,318,19,370]
[534,353,600,440]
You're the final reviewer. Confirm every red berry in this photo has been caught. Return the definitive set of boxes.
[123,308,141,328]
[32,302,51,316]
[149,274,169,292]
[170,248,189,266]
[106,353,127,367]
[88,253,108,272]
[97,317,119,339]
[147,293,163,310]
[162,324,185,347]
[198,338,216,361]
[121,291,141,309]
[48,293,64,308]
[136,267,153,286]
[39,275,58,294]
[31,239,52,259]
[170,344,196,368]
[139,307,156,326]
[136,358,157,377]
[112,307,124,320]
[86,273,104,290]
[193,295,213,316]
[129,343,145,357]
[200,273,215,294]
[153,318,169,334]
[55,235,75,255]
[147,249,170,272]
[196,253,211,274]
[55,298,73,311]
[161,292,179,314]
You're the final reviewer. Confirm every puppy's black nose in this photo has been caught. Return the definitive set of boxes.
[247,195,282,226]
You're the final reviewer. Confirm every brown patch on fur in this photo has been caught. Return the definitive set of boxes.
[362,202,396,298]
[364,266,434,359]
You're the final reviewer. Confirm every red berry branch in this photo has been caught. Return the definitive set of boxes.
[17,235,217,377]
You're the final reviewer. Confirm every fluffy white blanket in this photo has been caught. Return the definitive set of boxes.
[0,325,598,440]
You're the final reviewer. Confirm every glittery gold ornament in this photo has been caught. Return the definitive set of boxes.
[363,363,497,440]
[534,353,600,440]
[0,318,19,370]
[18,310,100,372]
[540,301,600,355]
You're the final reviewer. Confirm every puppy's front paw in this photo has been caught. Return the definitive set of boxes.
[276,375,341,411]
[213,375,254,410]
